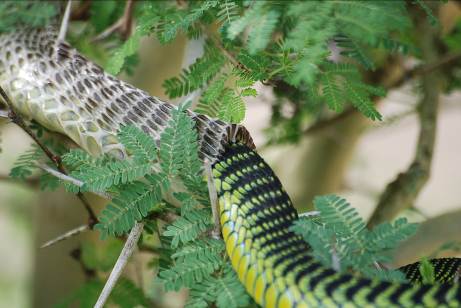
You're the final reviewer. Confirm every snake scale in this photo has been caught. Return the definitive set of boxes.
[1,27,460,307]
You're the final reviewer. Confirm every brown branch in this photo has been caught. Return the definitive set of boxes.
[0,86,98,225]
[93,0,134,42]
[0,173,41,186]
[70,247,97,279]
[367,6,443,228]
[71,0,92,21]
[392,209,461,267]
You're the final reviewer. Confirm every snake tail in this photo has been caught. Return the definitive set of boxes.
[212,143,461,307]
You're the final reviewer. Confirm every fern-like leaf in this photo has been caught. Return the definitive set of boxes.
[96,175,168,237]
[214,265,250,308]
[157,1,218,44]
[118,125,157,162]
[163,43,225,98]
[163,208,212,248]
[159,258,221,291]
[335,35,375,70]
[314,194,366,237]
[9,144,44,179]
[74,160,152,192]
[172,239,224,263]
[247,9,280,54]
[107,3,159,75]
[216,1,240,25]
[366,217,418,251]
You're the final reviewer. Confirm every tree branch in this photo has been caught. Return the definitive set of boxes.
[0,173,40,186]
[392,209,461,267]
[93,0,134,42]
[40,224,90,249]
[95,222,144,308]
[367,6,443,228]
[0,86,98,225]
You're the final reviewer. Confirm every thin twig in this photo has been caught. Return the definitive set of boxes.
[58,0,72,41]
[93,0,134,42]
[0,110,9,119]
[204,159,221,239]
[38,163,84,187]
[298,210,320,218]
[41,224,89,248]
[0,86,98,223]
[411,50,461,77]
[37,163,111,200]
[331,243,340,272]
[95,222,144,308]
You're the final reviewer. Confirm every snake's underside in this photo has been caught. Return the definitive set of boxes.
[1,27,460,307]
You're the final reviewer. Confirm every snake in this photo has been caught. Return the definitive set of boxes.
[0,26,460,307]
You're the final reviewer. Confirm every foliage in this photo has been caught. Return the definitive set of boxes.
[23,101,248,307]
[0,1,57,32]
[418,257,436,284]
[2,1,456,307]
[291,195,419,282]
[9,144,44,179]
[56,278,148,308]
[100,0,423,126]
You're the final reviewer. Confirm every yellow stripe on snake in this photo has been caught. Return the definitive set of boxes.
[0,27,460,307]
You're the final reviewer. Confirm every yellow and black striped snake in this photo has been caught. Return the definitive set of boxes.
[0,27,460,307]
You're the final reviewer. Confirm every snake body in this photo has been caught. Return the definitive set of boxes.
[1,27,460,307]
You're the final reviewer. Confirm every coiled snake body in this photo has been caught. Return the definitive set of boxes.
[1,27,460,307]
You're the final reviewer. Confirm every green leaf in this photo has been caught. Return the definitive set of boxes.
[74,160,152,192]
[314,194,366,237]
[217,89,246,124]
[241,88,257,97]
[217,1,240,26]
[366,217,418,251]
[163,42,225,98]
[118,125,157,162]
[215,265,250,308]
[413,0,439,26]
[157,0,219,44]
[106,3,159,75]
[10,144,44,179]
[172,239,224,263]
[335,35,375,70]
[0,2,57,32]
[89,0,118,32]
[344,81,382,120]
[247,9,280,54]
[163,209,212,248]
[159,258,220,291]
[96,175,168,237]
[419,257,436,284]
[81,238,123,271]
[56,278,148,308]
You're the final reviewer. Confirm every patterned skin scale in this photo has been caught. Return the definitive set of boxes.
[213,143,461,307]
[0,28,460,307]
[0,27,254,163]
[399,259,461,284]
